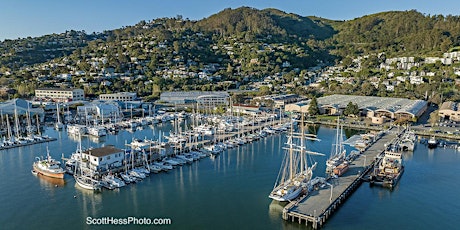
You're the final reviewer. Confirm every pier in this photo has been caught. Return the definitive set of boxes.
[0,137,57,151]
[282,129,398,229]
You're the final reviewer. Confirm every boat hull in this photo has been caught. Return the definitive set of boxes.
[33,164,65,179]
[269,186,302,202]
[75,176,101,191]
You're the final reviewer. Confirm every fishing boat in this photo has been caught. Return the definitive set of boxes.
[269,113,324,202]
[370,144,404,188]
[326,118,348,176]
[32,147,65,179]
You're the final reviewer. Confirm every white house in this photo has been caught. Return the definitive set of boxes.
[82,145,124,172]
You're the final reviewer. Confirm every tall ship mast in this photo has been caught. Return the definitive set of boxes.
[269,113,324,202]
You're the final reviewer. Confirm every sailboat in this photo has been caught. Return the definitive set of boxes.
[73,135,101,191]
[54,103,64,130]
[269,113,324,202]
[326,118,348,176]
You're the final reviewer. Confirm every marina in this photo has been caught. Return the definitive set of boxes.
[282,128,398,229]
[0,120,459,229]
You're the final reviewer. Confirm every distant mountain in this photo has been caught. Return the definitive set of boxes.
[197,7,336,41]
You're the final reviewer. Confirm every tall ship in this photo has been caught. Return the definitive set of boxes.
[269,114,324,202]
[370,144,404,188]
[32,148,65,179]
[326,118,348,177]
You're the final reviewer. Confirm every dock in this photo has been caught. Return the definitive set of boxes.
[0,137,57,151]
[282,129,398,229]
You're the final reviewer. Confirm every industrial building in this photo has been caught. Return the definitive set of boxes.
[285,94,428,122]
[438,101,460,121]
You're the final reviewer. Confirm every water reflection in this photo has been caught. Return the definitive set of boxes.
[75,184,103,219]
[268,201,286,221]
[34,173,66,189]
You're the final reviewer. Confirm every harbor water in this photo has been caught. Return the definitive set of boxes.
[0,123,459,229]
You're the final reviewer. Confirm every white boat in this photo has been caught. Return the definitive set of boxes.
[73,135,101,191]
[75,174,102,191]
[67,124,87,136]
[55,103,64,130]
[148,164,162,173]
[128,138,155,151]
[102,174,126,188]
[87,126,107,137]
[163,158,180,166]
[269,114,324,202]
[176,154,193,163]
[153,161,173,171]
[129,169,146,179]
[120,172,135,183]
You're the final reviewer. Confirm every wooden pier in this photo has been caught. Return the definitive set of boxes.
[282,129,398,229]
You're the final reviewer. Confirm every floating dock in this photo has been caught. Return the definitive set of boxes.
[0,137,57,151]
[282,129,398,229]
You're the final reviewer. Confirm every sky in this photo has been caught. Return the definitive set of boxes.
[1,0,460,41]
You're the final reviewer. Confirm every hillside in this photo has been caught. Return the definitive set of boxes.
[2,7,460,101]
[197,7,336,41]
[329,10,460,57]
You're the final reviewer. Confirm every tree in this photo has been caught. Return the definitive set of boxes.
[343,101,359,116]
[308,97,319,115]
[428,110,440,126]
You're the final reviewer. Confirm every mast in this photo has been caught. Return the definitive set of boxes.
[14,104,20,139]
[300,112,305,174]
[289,115,294,181]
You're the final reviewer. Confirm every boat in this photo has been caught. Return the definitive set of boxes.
[428,136,438,148]
[153,161,173,171]
[326,118,347,176]
[87,126,107,137]
[269,113,324,202]
[399,129,416,151]
[32,147,65,179]
[73,136,101,191]
[75,174,102,191]
[54,103,64,130]
[102,174,126,188]
[369,144,404,188]
[67,124,87,136]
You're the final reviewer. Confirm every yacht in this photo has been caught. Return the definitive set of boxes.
[102,174,126,188]
[87,126,107,137]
